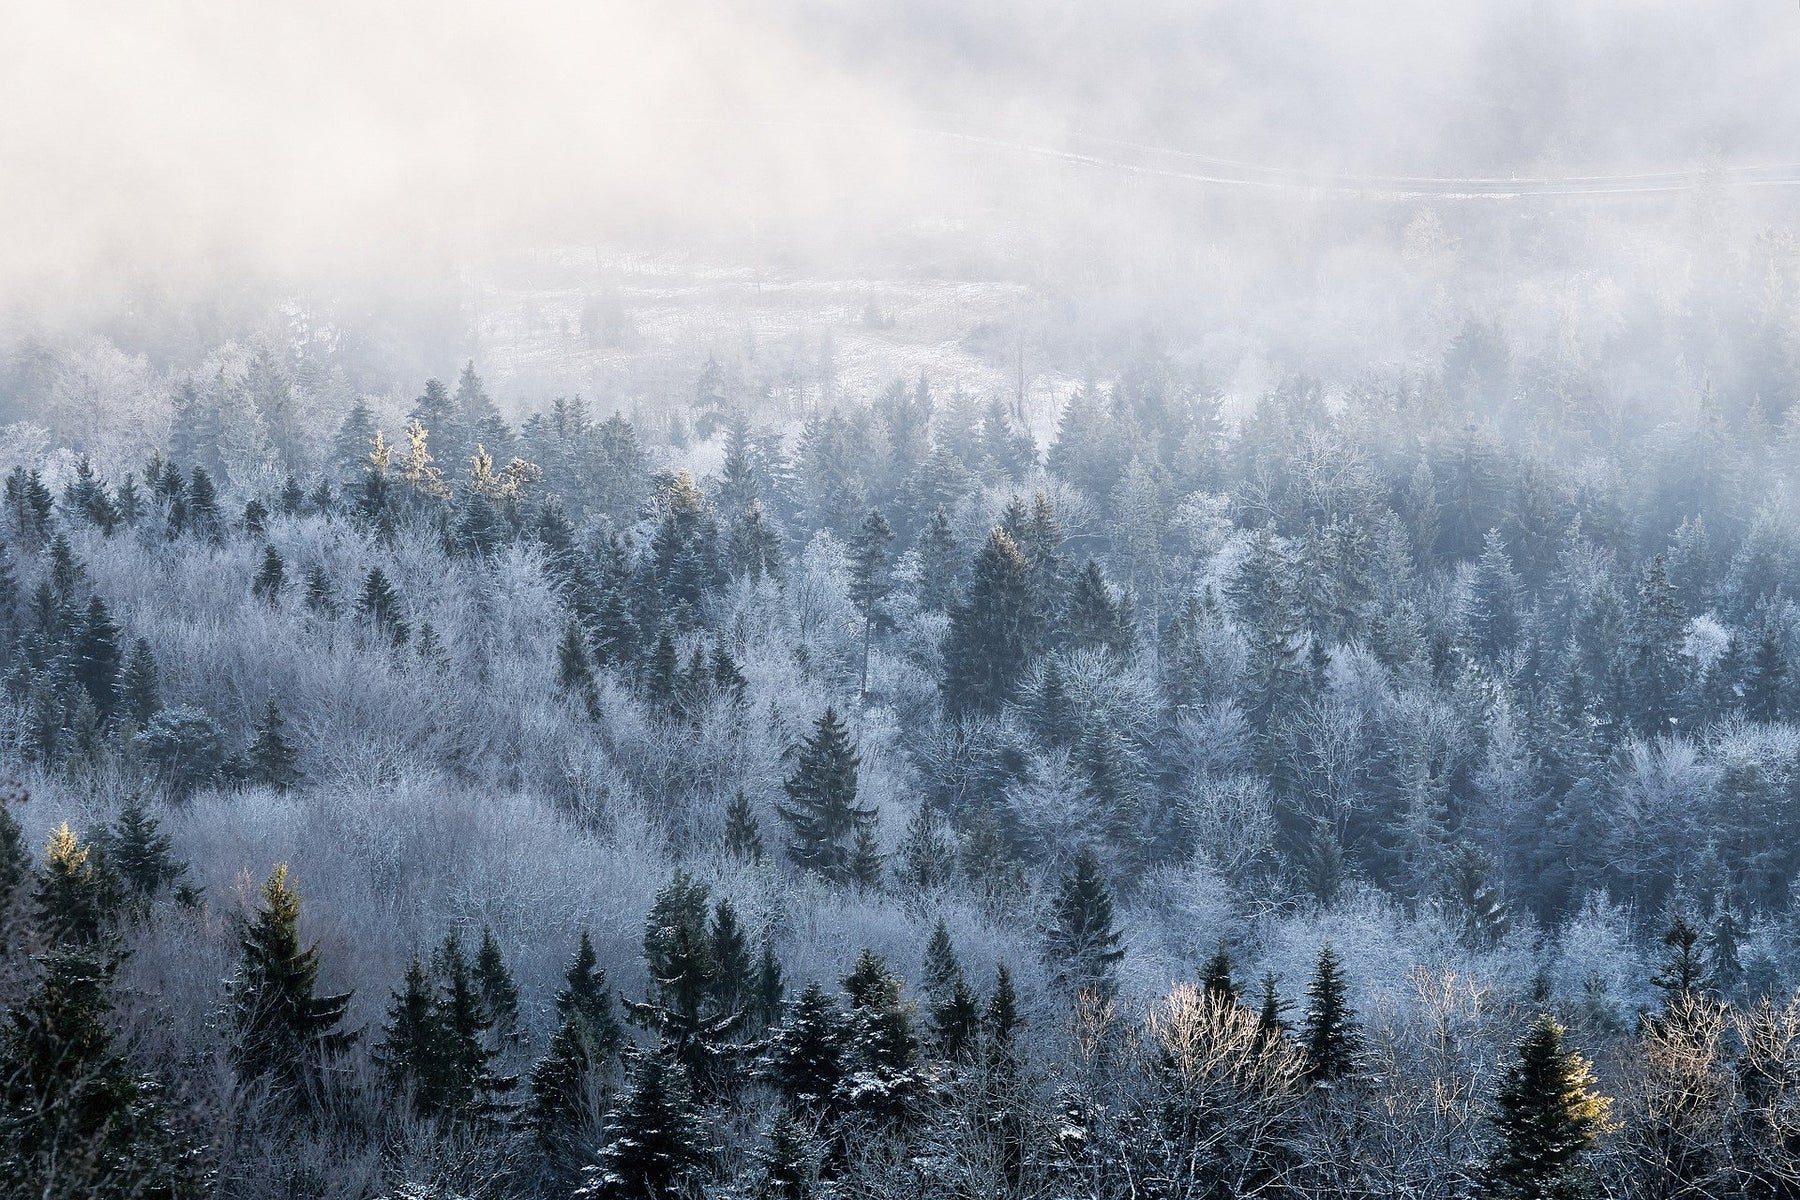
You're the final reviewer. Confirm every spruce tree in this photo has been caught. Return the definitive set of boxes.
[0,947,202,1198]
[762,979,849,1112]
[848,825,884,891]
[355,566,408,645]
[625,873,741,1093]
[1046,846,1124,1001]
[252,542,285,602]
[913,507,962,613]
[840,948,922,1120]
[895,803,956,891]
[709,899,754,1017]
[1300,943,1361,1083]
[778,708,874,884]
[102,795,190,905]
[1064,558,1133,656]
[1255,972,1290,1050]
[227,863,356,1112]
[187,466,222,541]
[757,1114,817,1200]
[1483,1015,1611,1200]
[430,932,516,1122]
[0,790,26,935]
[1650,910,1709,1019]
[850,507,893,699]
[577,1049,708,1200]
[35,822,116,945]
[942,528,1040,714]
[557,614,600,716]
[531,931,624,1162]
[474,926,521,1047]
[722,789,765,863]
[754,940,786,1029]
[1201,939,1238,1005]
[378,958,440,1115]
[74,594,122,717]
[986,962,1022,1061]
[248,696,301,790]
[303,563,337,616]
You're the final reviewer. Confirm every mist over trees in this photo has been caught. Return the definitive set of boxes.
[0,261,1799,1198]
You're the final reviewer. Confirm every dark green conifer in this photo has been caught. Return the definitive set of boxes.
[941,528,1039,714]
[303,563,336,616]
[577,1049,708,1200]
[778,707,874,884]
[74,594,122,717]
[1482,1015,1611,1200]
[1046,846,1124,1000]
[252,543,285,602]
[102,796,190,905]
[1300,944,1361,1083]
[227,863,356,1112]
[474,926,521,1047]
[557,615,600,716]
[723,790,765,863]
[34,822,116,945]
[709,899,754,1017]
[762,980,848,1112]
[1201,939,1238,1005]
[355,566,408,645]
[248,696,301,790]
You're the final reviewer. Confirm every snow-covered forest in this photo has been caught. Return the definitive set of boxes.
[8,1,1800,1198]
[7,258,1800,1195]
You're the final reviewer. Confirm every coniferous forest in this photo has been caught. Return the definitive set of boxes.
[6,301,1800,1197]
[8,3,1800,1199]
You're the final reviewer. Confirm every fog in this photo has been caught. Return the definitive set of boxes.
[2,1,1797,393]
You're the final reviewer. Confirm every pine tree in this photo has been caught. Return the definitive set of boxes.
[577,1049,708,1200]
[942,528,1040,714]
[1483,1015,1611,1200]
[227,863,356,1112]
[1300,944,1361,1083]
[1650,910,1709,1014]
[625,873,742,1094]
[187,466,222,541]
[723,790,765,863]
[913,507,962,613]
[355,566,408,645]
[474,926,521,1047]
[778,708,875,884]
[762,980,848,1112]
[252,543,285,602]
[1046,846,1124,1001]
[840,947,922,1120]
[1254,972,1289,1051]
[848,826,884,891]
[248,696,301,790]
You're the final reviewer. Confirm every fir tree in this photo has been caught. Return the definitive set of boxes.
[1201,939,1238,1005]
[102,796,190,906]
[1300,944,1361,1083]
[35,822,115,945]
[1046,846,1124,1001]
[430,931,516,1122]
[557,615,600,716]
[355,566,408,645]
[1255,972,1289,1050]
[778,708,874,884]
[252,542,285,602]
[840,947,922,1120]
[625,873,742,1093]
[187,466,222,541]
[848,825,884,891]
[577,1049,708,1200]
[531,931,625,1163]
[117,644,163,726]
[1064,558,1133,656]
[0,946,202,1198]
[1650,910,1709,1014]
[303,563,337,616]
[913,507,962,613]
[73,594,121,717]
[850,507,894,699]
[986,962,1022,1059]
[227,863,356,1112]
[942,528,1040,714]
[1483,1015,1612,1200]
[723,789,765,863]
[474,926,521,1047]
[762,980,848,1113]
[248,696,301,790]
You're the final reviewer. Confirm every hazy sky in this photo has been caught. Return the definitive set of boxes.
[3,1,1795,323]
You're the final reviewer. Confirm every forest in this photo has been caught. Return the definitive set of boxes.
[2,265,1800,1200]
